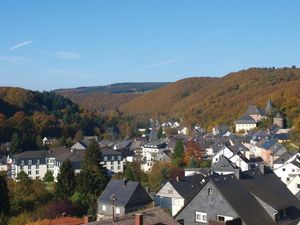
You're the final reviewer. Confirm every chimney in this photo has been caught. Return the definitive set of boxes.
[135,213,143,225]
[83,216,91,224]
[259,164,265,174]
[234,169,241,179]
[123,178,128,186]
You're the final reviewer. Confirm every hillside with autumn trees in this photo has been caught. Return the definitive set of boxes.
[0,87,144,152]
[121,67,300,131]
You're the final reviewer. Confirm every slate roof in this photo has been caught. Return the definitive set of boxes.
[235,115,256,124]
[168,174,207,202]
[245,105,260,115]
[211,156,239,172]
[99,179,152,207]
[88,207,180,225]
[100,148,122,156]
[261,139,277,149]
[273,151,294,164]
[210,175,276,225]
[241,169,300,213]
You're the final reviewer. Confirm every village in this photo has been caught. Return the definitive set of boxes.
[1,100,300,225]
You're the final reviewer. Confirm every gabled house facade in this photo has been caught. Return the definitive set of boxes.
[154,174,206,216]
[176,168,300,225]
[97,179,152,219]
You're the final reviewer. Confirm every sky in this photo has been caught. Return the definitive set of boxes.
[0,0,300,91]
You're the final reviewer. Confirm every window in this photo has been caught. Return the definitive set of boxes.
[168,190,173,194]
[102,204,107,211]
[196,212,207,223]
[28,160,32,165]
[111,166,114,170]
[28,165,31,170]
[287,177,290,182]
[20,165,24,170]
[37,159,40,164]
[115,207,120,214]
[292,169,295,172]
[117,166,121,170]
[208,188,213,196]
[118,156,121,160]
[36,170,39,175]
[297,184,300,189]
[282,168,286,171]
[217,215,233,222]
[28,171,31,175]
[36,165,39,169]
[112,156,115,161]
[104,156,107,161]
[21,160,24,165]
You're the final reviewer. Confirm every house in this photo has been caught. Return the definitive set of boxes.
[274,154,300,185]
[245,105,267,122]
[71,140,89,150]
[235,115,257,133]
[211,156,240,175]
[287,175,300,200]
[176,168,300,225]
[141,141,167,172]
[53,149,85,180]
[154,174,207,216]
[97,179,152,219]
[100,148,124,176]
[87,207,180,225]
[255,139,287,166]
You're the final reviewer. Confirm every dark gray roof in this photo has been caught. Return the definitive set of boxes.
[245,105,260,115]
[211,175,276,225]
[55,149,85,163]
[241,169,300,212]
[101,148,122,156]
[235,115,256,124]
[14,150,49,159]
[261,139,277,150]
[211,156,239,172]
[273,152,294,164]
[168,174,206,202]
[99,179,152,207]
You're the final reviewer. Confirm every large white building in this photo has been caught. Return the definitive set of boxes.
[141,141,167,172]
[12,146,124,180]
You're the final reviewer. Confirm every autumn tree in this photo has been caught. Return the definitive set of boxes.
[0,174,9,223]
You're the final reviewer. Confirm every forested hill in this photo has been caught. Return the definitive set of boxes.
[120,67,300,129]
[0,87,137,151]
[55,82,169,111]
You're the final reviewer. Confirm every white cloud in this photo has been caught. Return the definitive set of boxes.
[0,55,32,64]
[47,51,82,60]
[10,40,33,51]
[140,58,179,70]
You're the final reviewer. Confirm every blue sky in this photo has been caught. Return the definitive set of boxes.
[0,0,299,90]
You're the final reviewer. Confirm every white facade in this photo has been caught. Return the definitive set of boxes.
[235,123,256,133]
[287,175,300,199]
[101,154,124,176]
[155,181,185,216]
[229,154,250,171]
[274,162,300,184]
[141,143,166,172]
[12,161,47,180]
[212,146,234,164]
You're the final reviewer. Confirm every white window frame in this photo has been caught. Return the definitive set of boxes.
[196,212,207,223]
[217,215,233,222]
[102,204,107,211]
[115,206,120,214]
